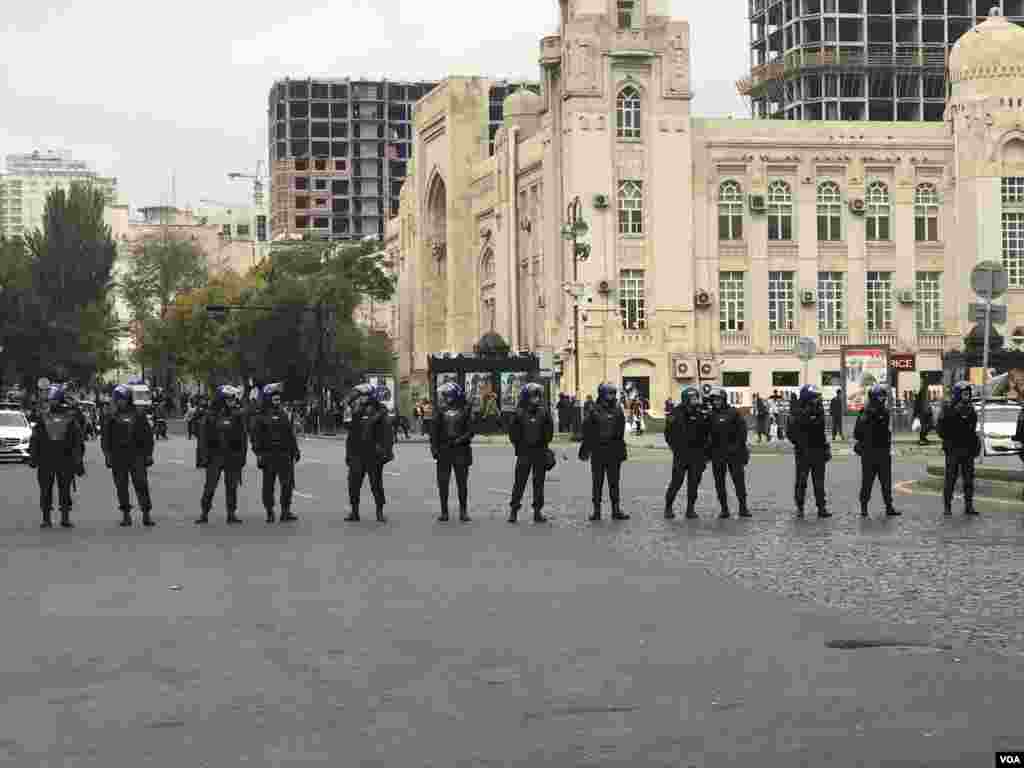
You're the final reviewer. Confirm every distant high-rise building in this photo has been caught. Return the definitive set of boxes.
[742,0,1024,121]
[267,77,537,242]
[0,149,118,239]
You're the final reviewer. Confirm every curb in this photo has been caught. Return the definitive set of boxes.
[913,476,1024,505]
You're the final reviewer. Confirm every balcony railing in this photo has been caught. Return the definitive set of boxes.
[868,330,898,347]
[620,329,653,346]
[771,331,799,352]
[721,330,751,350]
[818,331,848,351]
[916,332,947,351]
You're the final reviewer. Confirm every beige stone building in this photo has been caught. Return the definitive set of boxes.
[386,1,1024,410]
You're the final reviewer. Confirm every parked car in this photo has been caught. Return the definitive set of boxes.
[973,400,1023,457]
[0,409,32,463]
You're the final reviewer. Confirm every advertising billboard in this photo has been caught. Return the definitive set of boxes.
[465,372,495,416]
[841,346,890,412]
[500,372,530,412]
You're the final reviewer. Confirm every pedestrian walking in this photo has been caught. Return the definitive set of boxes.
[28,384,86,529]
[707,386,751,519]
[345,384,394,523]
[936,382,980,517]
[664,386,711,519]
[101,384,155,527]
[853,384,898,518]
[913,382,934,445]
[431,382,474,522]
[195,385,248,525]
[829,392,844,441]
[251,383,300,524]
[507,382,555,523]
[787,384,832,519]
[754,394,769,443]
[579,382,629,522]
[420,398,434,437]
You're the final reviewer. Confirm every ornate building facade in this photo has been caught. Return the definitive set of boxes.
[385,1,1024,409]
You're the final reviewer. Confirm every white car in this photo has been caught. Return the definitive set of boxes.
[0,409,32,463]
[974,401,1023,457]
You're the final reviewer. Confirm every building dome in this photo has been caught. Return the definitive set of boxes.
[502,88,542,118]
[948,8,1024,85]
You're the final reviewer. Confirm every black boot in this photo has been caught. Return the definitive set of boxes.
[40,510,53,529]
[265,508,276,524]
[738,502,752,518]
[965,500,979,516]
[345,505,360,522]
[589,504,601,522]
[60,510,73,529]
[684,503,698,519]
[817,508,832,519]
[718,502,730,520]
[885,502,900,517]
[795,506,805,519]
[376,504,386,523]
[664,503,676,520]
[533,508,548,524]
[611,504,630,521]
[226,511,243,525]
[195,510,209,525]
[860,502,869,518]
[280,508,297,522]
[943,500,953,516]
[142,510,155,527]
[119,510,132,527]
[507,508,519,523]
[437,504,449,523]
[458,507,471,523]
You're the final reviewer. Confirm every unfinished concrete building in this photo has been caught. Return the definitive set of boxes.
[742,0,1024,121]
[267,78,538,242]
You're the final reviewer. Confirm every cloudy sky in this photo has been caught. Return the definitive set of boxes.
[0,0,748,209]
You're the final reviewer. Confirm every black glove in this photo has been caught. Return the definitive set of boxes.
[76,463,85,478]
[578,443,590,462]
[145,456,154,467]
[294,451,300,464]
[27,461,37,470]
[853,443,863,456]
[431,449,439,461]
[824,444,832,463]
[256,455,265,470]
[104,454,112,469]
[197,461,208,470]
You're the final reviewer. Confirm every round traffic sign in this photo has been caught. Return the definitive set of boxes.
[971,261,1008,300]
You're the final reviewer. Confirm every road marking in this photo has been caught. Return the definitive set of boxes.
[487,488,509,495]
[168,459,185,465]
[894,479,1024,506]
[294,492,318,500]
[384,472,401,477]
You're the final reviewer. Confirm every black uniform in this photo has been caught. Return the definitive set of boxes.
[709,404,750,517]
[101,405,155,524]
[853,402,894,514]
[196,407,248,523]
[580,401,627,519]
[28,406,85,527]
[936,400,980,514]
[346,403,394,520]
[251,405,300,522]
[787,400,831,516]
[664,403,711,518]
[507,406,555,521]
[430,404,474,520]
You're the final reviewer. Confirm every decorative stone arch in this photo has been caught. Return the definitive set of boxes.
[620,358,657,378]
[479,246,497,333]
[996,130,1024,167]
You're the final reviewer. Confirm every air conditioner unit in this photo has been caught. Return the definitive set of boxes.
[749,194,766,213]
[695,290,713,308]
[593,193,610,209]
[674,357,696,380]
[800,289,817,306]
[597,279,612,294]
[897,289,915,305]
[849,198,866,215]
[698,359,719,380]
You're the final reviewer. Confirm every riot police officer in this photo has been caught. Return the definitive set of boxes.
[664,386,711,519]
[101,384,155,527]
[707,386,751,519]
[345,384,394,523]
[251,382,300,524]
[28,384,86,528]
[937,381,980,517]
[507,382,555,524]
[430,382,474,522]
[579,382,629,522]
[788,384,832,518]
[195,385,248,525]
[853,383,898,518]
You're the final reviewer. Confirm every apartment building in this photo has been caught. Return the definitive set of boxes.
[0,150,118,239]
[742,0,1024,121]
[267,77,537,242]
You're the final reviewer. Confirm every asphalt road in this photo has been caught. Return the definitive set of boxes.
[0,434,1022,766]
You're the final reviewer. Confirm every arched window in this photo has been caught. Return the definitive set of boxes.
[866,181,890,241]
[718,181,743,241]
[914,183,939,242]
[616,86,641,140]
[816,181,842,242]
[618,180,643,235]
[1002,177,1024,288]
[480,249,496,332]
[767,180,793,241]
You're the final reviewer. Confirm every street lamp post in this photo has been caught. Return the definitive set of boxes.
[561,196,590,436]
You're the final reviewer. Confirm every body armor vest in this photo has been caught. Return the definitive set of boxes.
[213,415,237,450]
[110,413,137,450]
[265,411,291,451]
[44,413,72,443]
[442,408,462,441]
[595,407,617,442]
[520,410,544,447]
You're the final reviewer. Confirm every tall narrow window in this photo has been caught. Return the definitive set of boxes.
[768,271,795,331]
[618,180,643,235]
[616,86,641,139]
[866,181,890,241]
[719,271,746,331]
[866,271,893,331]
[617,0,635,29]
[915,271,943,332]
[619,269,646,329]
[914,183,939,242]
[817,271,846,331]
[718,181,743,241]
[816,181,842,241]
[767,180,793,241]
[1003,177,1024,288]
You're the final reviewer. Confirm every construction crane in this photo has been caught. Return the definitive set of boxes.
[227,159,267,208]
